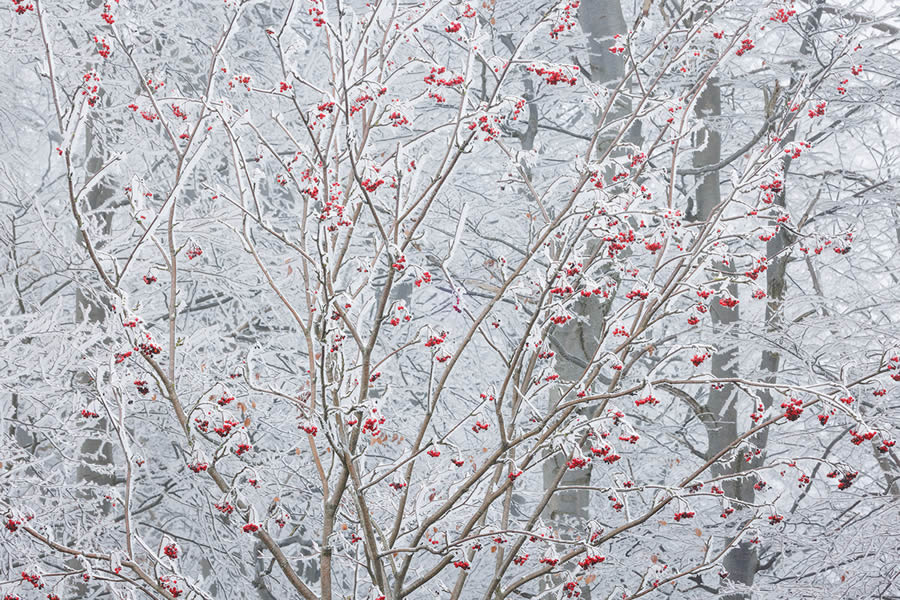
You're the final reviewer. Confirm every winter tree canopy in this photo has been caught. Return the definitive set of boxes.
[1,0,899,599]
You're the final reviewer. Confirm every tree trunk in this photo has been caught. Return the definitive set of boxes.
[541,3,631,597]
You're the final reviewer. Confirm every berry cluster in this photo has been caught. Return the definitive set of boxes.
[471,420,490,433]
[423,66,464,87]
[159,576,183,598]
[578,554,605,569]
[526,64,578,86]
[718,296,739,308]
[566,456,589,469]
[590,445,621,464]
[770,7,797,22]
[22,571,43,589]
[424,332,447,347]
[234,443,252,456]
[11,0,33,14]
[215,502,234,514]
[849,429,876,445]
[735,38,755,56]
[781,397,804,421]
[625,288,649,300]
[635,394,658,406]
[690,352,710,367]
[549,1,579,39]
[808,102,826,118]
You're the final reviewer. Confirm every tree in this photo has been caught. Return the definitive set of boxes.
[2,0,899,599]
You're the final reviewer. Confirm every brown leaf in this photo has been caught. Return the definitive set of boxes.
[244,417,251,427]
[694,528,702,537]
[650,554,658,564]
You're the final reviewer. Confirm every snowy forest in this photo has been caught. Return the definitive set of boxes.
[1,0,899,598]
